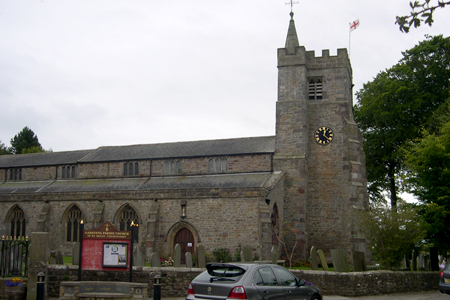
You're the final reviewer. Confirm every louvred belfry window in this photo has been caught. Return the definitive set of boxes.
[308,78,323,100]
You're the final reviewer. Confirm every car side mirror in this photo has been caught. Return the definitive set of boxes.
[298,279,306,286]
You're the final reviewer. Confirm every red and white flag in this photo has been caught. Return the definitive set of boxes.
[350,19,360,32]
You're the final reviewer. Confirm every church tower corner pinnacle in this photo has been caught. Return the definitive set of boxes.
[285,12,300,54]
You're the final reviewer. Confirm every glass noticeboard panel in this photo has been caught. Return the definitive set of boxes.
[103,242,128,268]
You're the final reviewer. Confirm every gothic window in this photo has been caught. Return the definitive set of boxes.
[10,206,26,238]
[66,206,83,242]
[164,160,182,175]
[207,158,227,173]
[9,169,23,181]
[118,205,139,242]
[61,165,76,179]
[308,78,323,100]
[134,162,139,175]
[123,162,139,176]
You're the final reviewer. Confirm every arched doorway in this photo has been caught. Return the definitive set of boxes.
[174,228,195,265]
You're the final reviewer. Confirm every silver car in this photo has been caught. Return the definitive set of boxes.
[187,263,322,300]
[439,263,450,294]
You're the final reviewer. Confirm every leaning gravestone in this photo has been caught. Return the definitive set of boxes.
[150,252,161,267]
[271,246,277,265]
[174,243,181,267]
[310,246,318,270]
[317,249,329,271]
[331,249,350,272]
[186,252,193,268]
[242,245,252,262]
[72,242,80,265]
[197,244,206,268]
[352,251,367,272]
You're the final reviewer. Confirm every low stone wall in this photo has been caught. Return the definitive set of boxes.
[46,265,440,298]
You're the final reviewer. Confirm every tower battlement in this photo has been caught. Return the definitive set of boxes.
[278,46,351,70]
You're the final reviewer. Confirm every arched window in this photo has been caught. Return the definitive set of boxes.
[271,204,279,246]
[66,206,83,242]
[123,163,128,176]
[164,160,182,175]
[208,158,227,173]
[118,205,139,242]
[10,206,26,238]
[62,166,66,178]
[134,162,139,175]
[71,166,76,178]
[129,162,133,175]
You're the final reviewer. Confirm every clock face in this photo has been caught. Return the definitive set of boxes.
[315,126,333,144]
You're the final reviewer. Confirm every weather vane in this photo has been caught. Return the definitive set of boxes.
[285,0,299,13]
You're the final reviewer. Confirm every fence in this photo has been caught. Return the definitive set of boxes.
[0,236,30,278]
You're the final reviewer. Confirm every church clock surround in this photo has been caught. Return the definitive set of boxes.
[314,126,334,144]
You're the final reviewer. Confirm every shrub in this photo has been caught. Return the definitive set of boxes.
[212,247,232,263]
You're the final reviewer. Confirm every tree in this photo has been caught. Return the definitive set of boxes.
[0,140,12,155]
[396,1,450,32]
[10,127,44,154]
[354,35,450,208]
[358,203,426,270]
[404,106,450,252]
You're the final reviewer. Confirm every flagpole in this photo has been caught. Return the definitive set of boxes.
[349,23,351,58]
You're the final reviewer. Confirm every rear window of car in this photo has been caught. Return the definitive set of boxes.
[207,266,246,278]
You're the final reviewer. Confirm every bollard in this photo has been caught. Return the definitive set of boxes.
[36,272,45,300]
[154,275,162,300]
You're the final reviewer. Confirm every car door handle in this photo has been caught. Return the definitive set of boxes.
[263,291,270,294]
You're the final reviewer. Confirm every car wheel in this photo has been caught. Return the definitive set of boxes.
[310,295,321,300]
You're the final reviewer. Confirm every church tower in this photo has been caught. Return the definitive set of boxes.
[274,12,369,261]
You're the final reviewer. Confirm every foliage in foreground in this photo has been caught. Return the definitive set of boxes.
[396,0,450,33]
[354,35,450,208]
[357,203,426,270]
[404,103,450,253]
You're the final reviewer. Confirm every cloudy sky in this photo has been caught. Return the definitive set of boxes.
[1,1,449,152]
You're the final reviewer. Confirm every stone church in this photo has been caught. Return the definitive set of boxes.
[0,13,369,264]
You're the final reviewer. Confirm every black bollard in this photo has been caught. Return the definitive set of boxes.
[154,275,162,300]
[36,272,45,300]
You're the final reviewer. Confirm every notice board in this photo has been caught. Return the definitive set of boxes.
[81,221,131,271]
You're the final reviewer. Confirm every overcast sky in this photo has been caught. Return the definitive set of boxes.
[1,1,449,152]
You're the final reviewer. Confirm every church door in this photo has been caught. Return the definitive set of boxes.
[174,228,194,265]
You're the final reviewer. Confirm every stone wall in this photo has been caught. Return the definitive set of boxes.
[45,265,439,298]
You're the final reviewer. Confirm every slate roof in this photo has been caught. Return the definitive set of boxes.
[0,172,283,194]
[80,136,276,162]
[0,150,93,168]
[0,136,275,168]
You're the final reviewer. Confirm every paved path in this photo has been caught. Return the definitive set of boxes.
[324,290,446,299]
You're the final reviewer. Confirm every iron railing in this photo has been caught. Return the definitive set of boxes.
[0,236,30,278]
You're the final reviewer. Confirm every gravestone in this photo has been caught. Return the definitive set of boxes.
[317,250,329,271]
[174,244,181,267]
[331,249,350,272]
[150,252,161,267]
[186,252,193,268]
[56,250,64,265]
[72,242,80,265]
[412,248,418,271]
[242,245,252,262]
[352,251,367,272]
[134,246,145,267]
[271,246,277,265]
[310,246,318,270]
[419,254,425,270]
[49,250,57,264]
[27,232,48,300]
[197,244,206,268]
